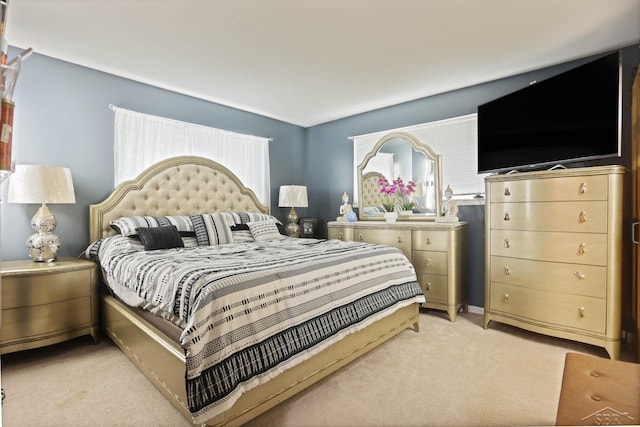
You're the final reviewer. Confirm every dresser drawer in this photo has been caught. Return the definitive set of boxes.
[412,251,447,275]
[490,201,607,233]
[417,273,448,303]
[489,282,606,334]
[490,230,608,265]
[489,256,606,298]
[412,229,449,251]
[354,228,412,260]
[328,226,353,241]
[488,174,608,203]
[2,270,92,309]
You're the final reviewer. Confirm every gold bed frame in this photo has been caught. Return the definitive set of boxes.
[90,156,420,426]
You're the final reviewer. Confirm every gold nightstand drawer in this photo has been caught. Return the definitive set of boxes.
[412,251,447,275]
[489,256,606,298]
[490,201,607,233]
[488,174,608,203]
[489,282,606,334]
[417,273,448,303]
[0,296,92,342]
[412,229,448,251]
[2,270,92,308]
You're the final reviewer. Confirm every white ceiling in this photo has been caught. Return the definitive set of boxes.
[6,0,640,127]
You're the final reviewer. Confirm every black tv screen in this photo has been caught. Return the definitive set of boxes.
[477,51,621,174]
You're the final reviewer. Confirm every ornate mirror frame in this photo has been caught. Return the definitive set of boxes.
[357,132,443,221]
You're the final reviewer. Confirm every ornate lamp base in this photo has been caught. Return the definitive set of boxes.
[27,205,61,262]
[285,207,300,238]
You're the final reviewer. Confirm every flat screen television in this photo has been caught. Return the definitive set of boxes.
[477,51,621,174]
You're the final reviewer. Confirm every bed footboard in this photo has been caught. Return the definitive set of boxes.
[102,295,420,427]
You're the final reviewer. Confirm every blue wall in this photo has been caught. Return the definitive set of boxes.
[305,45,639,308]
[1,48,306,262]
[2,44,638,311]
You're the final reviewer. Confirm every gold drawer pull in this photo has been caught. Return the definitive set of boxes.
[574,271,585,280]
[426,237,432,245]
[397,236,403,244]
[579,307,585,317]
[504,293,509,303]
[504,266,511,276]
[504,212,510,221]
[358,234,363,242]
[426,282,431,291]
[579,211,587,223]
[424,258,432,268]
[338,232,343,240]
[578,243,586,254]
[504,239,510,248]
[579,182,587,194]
[504,187,510,196]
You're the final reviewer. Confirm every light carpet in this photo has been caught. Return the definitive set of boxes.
[1,310,634,427]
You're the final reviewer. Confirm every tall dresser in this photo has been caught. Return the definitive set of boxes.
[483,165,625,359]
[328,221,468,321]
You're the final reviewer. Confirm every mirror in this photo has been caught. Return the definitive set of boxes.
[358,132,442,220]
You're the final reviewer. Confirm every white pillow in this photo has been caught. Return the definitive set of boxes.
[247,220,283,241]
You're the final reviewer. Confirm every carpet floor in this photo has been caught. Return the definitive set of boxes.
[1,310,635,427]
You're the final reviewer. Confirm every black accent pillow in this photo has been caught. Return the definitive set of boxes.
[137,226,184,251]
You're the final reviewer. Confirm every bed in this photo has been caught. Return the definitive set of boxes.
[86,155,424,426]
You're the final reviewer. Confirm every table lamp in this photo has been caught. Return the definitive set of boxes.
[8,165,76,262]
[278,185,308,237]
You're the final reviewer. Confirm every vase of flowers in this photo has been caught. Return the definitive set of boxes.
[378,176,417,221]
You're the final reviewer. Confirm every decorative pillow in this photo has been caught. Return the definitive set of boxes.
[189,213,235,246]
[230,224,254,243]
[225,212,283,226]
[247,220,283,241]
[110,215,194,237]
[137,226,184,251]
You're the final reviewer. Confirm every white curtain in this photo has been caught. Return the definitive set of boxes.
[113,107,271,205]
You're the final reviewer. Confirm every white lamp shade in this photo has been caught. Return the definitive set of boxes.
[8,165,76,204]
[278,185,308,208]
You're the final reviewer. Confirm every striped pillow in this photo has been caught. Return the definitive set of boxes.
[110,215,194,237]
[247,220,283,241]
[189,213,235,246]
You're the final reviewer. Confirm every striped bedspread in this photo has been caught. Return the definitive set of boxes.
[90,235,424,422]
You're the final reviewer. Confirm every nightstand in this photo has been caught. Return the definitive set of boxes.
[0,257,99,354]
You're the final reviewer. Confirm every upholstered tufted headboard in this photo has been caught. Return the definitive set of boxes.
[89,156,269,242]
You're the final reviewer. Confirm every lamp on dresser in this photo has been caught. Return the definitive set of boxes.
[278,185,308,237]
[8,165,76,262]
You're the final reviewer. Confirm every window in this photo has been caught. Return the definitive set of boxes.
[113,107,271,205]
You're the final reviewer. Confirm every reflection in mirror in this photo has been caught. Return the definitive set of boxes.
[358,132,442,221]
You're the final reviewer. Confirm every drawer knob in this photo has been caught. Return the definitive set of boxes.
[397,236,403,244]
[579,306,585,317]
[358,234,363,242]
[579,182,587,194]
[426,282,431,291]
[579,211,587,223]
[504,187,511,196]
[504,266,511,276]
[504,293,509,303]
[578,243,586,254]
[504,212,510,221]
[338,232,343,240]
[504,239,510,248]
[424,258,432,268]
[426,237,432,245]
[574,271,585,280]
